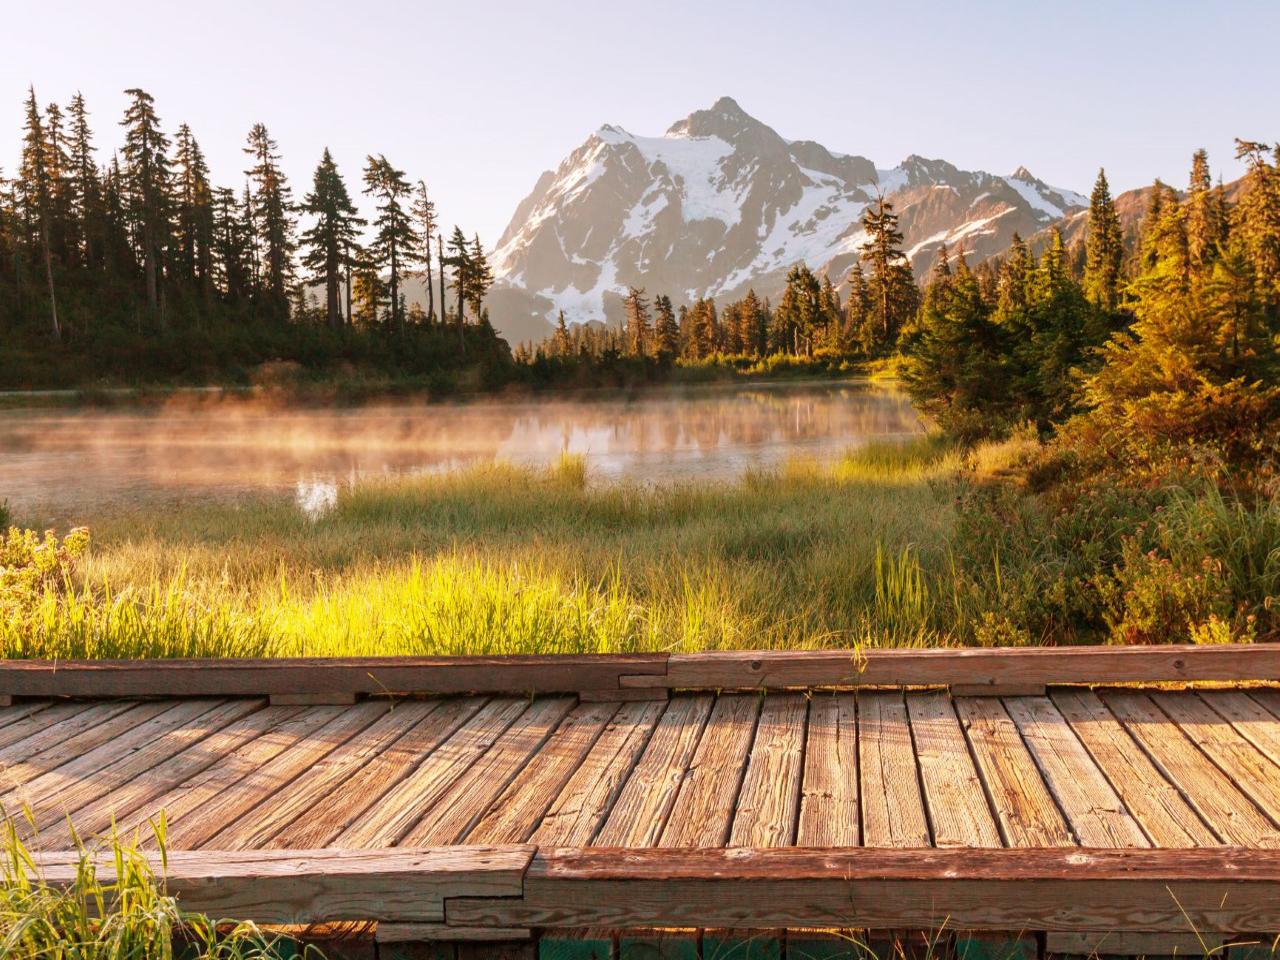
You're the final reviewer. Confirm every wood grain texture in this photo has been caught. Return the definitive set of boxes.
[0,655,667,697]
[1201,689,1280,769]
[35,846,533,925]
[25,698,264,836]
[796,692,858,847]
[954,697,1073,848]
[1100,689,1280,847]
[1050,689,1216,848]
[531,700,665,846]
[109,704,357,844]
[659,694,761,848]
[594,694,714,847]
[1150,690,1280,828]
[205,700,441,850]
[335,698,527,848]
[729,693,807,848]
[43,702,296,845]
[401,697,577,846]
[450,847,1280,933]
[0,700,226,818]
[858,691,930,847]
[1003,695,1148,848]
[270,697,487,849]
[621,644,1280,690]
[466,701,619,844]
[0,701,97,754]
[905,692,1000,848]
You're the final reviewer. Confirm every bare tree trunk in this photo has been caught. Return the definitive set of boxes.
[40,220,60,340]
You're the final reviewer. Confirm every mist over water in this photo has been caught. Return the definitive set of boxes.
[0,381,922,522]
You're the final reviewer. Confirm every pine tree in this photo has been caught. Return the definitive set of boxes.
[653,294,679,361]
[1185,149,1227,275]
[172,124,214,297]
[64,93,102,272]
[244,122,295,318]
[1083,168,1123,312]
[362,154,419,333]
[467,234,493,319]
[844,263,871,352]
[212,186,249,302]
[120,88,171,321]
[552,309,571,356]
[1233,139,1280,311]
[411,181,437,323]
[445,226,471,330]
[859,196,916,349]
[624,286,651,357]
[18,87,59,338]
[300,149,364,331]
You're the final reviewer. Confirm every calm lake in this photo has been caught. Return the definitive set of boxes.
[0,380,923,521]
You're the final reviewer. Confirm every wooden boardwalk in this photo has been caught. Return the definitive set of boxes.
[4,646,1280,956]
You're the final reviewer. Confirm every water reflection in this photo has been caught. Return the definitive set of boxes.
[0,381,922,520]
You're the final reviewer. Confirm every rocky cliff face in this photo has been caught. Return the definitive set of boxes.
[488,97,1087,343]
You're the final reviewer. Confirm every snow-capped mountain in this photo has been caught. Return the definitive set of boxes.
[488,97,1087,343]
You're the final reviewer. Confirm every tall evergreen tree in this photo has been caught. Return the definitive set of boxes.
[411,181,437,323]
[859,196,916,349]
[18,87,59,338]
[653,294,679,361]
[119,88,171,321]
[624,286,651,357]
[300,149,364,331]
[64,93,102,272]
[1185,149,1227,275]
[172,123,214,297]
[1233,139,1280,311]
[467,234,493,319]
[362,154,418,332]
[1083,168,1123,312]
[445,226,471,329]
[243,122,295,317]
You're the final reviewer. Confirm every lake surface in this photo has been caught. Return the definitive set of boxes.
[0,380,922,521]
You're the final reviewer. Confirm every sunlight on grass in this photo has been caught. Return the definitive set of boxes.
[1,434,988,657]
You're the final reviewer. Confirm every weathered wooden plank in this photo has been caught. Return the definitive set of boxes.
[205,700,441,850]
[0,699,226,818]
[107,704,360,845]
[905,692,1001,849]
[377,924,533,943]
[730,694,807,848]
[448,847,1280,933]
[271,698,487,849]
[796,693,858,847]
[35,846,533,925]
[1202,689,1280,769]
[0,700,167,786]
[466,701,619,845]
[620,645,1280,690]
[594,695,715,847]
[0,701,100,754]
[954,696,1073,848]
[1003,695,1148,848]
[26,698,265,835]
[532,701,666,846]
[1100,690,1280,847]
[1049,689,1217,848]
[0,654,668,698]
[659,694,762,848]
[402,697,578,846]
[1045,931,1225,956]
[335,697,527,848]
[44,702,297,844]
[1150,690,1280,828]
[858,691,930,848]
[166,701,390,850]
[0,700,50,732]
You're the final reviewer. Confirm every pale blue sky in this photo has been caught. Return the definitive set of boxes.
[5,0,1277,244]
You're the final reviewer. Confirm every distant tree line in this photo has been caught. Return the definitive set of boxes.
[0,85,504,387]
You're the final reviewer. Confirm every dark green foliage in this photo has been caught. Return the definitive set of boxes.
[1083,168,1123,312]
[300,148,365,331]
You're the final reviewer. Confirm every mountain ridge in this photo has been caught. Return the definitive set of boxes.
[486,97,1088,343]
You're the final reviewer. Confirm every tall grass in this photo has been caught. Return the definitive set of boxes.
[0,820,292,960]
[2,435,972,657]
